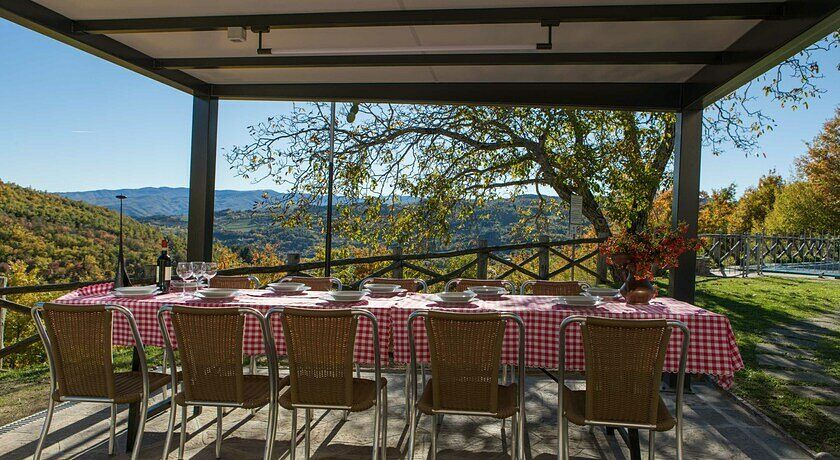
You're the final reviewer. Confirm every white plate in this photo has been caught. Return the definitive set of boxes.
[268,285,310,293]
[194,292,236,301]
[267,282,307,291]
[469,286,507,295]
[114,285,157,294]
[559,295,603,306]
[364,283,401,293]
[113,290,159,298]
[328,290,366,302]
[198,288,240,298]
[436,291,477,303]
[585,287,621,297]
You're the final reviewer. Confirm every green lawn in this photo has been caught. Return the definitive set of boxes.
[678,276,840,455]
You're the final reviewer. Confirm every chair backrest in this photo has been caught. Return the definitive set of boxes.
[281,308,357,407]
[37,303,116,399]
[282,276,341,291]
[523,280,588,296]
[362,277,426,292]
[446,278,514,293]
[425,311,507,414]
[210,275,256,289]
[169,306,246,404]
[581,317,671,427]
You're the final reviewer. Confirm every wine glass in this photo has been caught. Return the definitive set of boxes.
[203,262,218,287]
[176,262,193,298]
[191,261,206,287]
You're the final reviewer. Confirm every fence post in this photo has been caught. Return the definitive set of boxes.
[286,253,300,276]
[391,244,404,279]
[476,239,489,279]
[538,235,550,280]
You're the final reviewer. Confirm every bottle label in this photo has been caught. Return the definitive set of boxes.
[164,266,172,281]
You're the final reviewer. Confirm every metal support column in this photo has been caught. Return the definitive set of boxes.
[187,95,219,261]
[669,109,702,303]
[325,102,336,276]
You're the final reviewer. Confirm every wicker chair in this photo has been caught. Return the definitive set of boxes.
[558,316,690,460]
[157,306,283,460]
[31,303,173,460]
[407,310,526,460]
[360,277,427,292]
[444,278,516,293]
[209,275,259,289]
[267,307,386,460]
[520,280,590,296]
[280,276,342,291]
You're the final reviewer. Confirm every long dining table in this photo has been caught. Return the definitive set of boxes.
[54,282,744,454]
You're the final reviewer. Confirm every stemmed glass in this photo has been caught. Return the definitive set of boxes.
[203,262,218,287]
[191,261,206,288]
[176,262,193,298]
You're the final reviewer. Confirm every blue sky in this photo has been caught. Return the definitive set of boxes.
[0,19,837,196]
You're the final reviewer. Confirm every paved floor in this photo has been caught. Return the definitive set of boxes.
[0,372,811,459]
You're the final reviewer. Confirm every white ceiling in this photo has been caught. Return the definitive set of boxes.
[32,0,772,85]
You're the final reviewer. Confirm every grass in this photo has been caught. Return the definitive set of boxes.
[679,276,840,455]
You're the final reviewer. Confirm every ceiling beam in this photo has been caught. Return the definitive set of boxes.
[75,3,784,34]
[210,83,684,112]
[0,0,209,95]
[157,52,743,70]
[682,0,840,109]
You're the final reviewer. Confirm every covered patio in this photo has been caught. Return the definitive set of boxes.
[1,1,838,459]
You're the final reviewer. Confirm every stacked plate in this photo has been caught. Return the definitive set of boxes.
[195,288,239,301]
[434,291,477,304]
[470,286,508,297]
[327,290,366,302]
[113,285,159,298]
[584,286,621,298]
[364,283,403,294]
[558,295,603,307]
[267,282,310,294]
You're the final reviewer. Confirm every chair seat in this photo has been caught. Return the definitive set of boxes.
[417,379,518,419]
[175,374,287,409]
[279,377,387,412]
[563,386,676,431]
[53,371,172,404]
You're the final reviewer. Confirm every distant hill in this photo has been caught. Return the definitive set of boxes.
[59,187,287,218]
[0,181,185,282]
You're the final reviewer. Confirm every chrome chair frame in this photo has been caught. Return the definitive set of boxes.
[157,306,280,460]
[407,310,527,460]
[443,278,516,293]
[279,275,343,291]
[557,316,690,460]
[266,307,386,460]
[359,277,428,292]
[32,304,152,460]
[519,280,591,295]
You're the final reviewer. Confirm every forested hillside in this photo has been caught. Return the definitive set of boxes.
[0,180,185,283]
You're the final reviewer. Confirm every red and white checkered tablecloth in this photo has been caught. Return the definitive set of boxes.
[391,294,744,388]
[54,283,396,364]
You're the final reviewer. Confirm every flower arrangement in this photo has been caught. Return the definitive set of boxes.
[599,223,699,281]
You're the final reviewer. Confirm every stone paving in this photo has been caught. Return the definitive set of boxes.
[0,371,811,459]
[752,309,840,424]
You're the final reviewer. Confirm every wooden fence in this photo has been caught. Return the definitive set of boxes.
[697,233,839,276]
[0,236,607,362]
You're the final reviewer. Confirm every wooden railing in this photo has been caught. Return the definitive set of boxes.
[697,233,838,276]
[0,237,607,362]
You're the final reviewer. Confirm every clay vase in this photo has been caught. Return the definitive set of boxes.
[620,270,658,305]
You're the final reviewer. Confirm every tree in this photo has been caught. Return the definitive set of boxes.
[698,185,738,234]
[728,172,784,233]
[764,181,835,235]
[796,107,839,210]
[226,34,838,249]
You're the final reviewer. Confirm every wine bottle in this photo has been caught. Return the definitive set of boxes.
[156,239,172,293]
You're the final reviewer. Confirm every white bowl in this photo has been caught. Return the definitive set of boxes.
[364,283,400,293]
[328,290,366,302]
[470,285,507,296]
[559,295,602,306]
[585,287,621,297]
[267,282,306,291]
[436,291,477,303]
[198,288,240,298]
[114,285,157,294]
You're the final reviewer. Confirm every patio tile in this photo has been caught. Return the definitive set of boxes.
[755,342,814,358]
[817,405,840,424]
[786,386,840,402]
[763,368,840,385]
[757,354,825,372]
